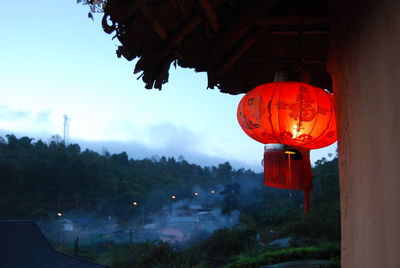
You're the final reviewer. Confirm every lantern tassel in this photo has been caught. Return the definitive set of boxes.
[263,150,286,188]
[264,145,313,215]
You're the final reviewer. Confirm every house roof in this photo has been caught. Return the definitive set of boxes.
[0,220,107,268]
[94,0,330,94]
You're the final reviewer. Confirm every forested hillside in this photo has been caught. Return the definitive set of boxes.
[0,134,340,267]
[0,134,258,220]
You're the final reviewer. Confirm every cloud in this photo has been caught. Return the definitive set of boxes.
[0,105,55,134]
[144,122,206,157]
[0,118,261,171]
[83,139,259,170]
[35,110,52,122]
[0,105,29,120]
[77,122,261,170]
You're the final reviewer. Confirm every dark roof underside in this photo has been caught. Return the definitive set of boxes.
[101,0,330,94]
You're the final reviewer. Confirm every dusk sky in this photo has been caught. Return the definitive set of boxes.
[0,0,336,171]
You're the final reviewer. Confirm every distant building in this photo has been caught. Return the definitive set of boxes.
[60,219,74,231]
[0,220,107,268]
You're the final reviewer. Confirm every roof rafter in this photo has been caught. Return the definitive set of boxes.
[140,4,168,41]
[197,0,219,31]
[211,0,281,53]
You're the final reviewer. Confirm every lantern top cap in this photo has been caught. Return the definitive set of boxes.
[274,70,311,83]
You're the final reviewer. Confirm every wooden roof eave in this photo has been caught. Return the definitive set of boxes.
[101,0,331,94]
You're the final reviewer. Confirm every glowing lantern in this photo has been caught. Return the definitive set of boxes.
[237,81,337,213]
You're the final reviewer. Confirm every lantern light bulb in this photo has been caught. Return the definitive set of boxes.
[292,125,300,136]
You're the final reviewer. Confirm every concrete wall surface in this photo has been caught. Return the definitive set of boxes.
[328,0,400,267]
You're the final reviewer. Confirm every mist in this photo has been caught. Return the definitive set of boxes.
[36,173,267,248]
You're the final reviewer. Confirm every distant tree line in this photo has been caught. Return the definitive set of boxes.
[0,134,258,220]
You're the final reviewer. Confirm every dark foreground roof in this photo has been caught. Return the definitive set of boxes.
[0,220,107,268]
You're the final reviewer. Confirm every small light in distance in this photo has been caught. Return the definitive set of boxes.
[132,202,139,206]
[57,212,62,217]
[210,190,216,194]
[171,195,176,199]
[194,192,199,196]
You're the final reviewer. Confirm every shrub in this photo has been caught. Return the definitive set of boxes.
[223,244,340,268]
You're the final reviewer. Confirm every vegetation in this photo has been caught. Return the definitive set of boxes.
[223,244,340,268]
[0,134,257,220]
[0,134,340,267]
[56,232,340,268]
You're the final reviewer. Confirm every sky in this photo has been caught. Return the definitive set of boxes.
[0,0,336,171]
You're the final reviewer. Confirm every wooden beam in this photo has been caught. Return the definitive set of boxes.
[134,0,223,89]
[264,30,329,35]
[140,4,168,41]
[212,0,281,52]
[165,15,203,50]
[134,14,204,90]
[197,0,219,31]
[212,9,328,78]
[216,28,266,76]
[168,0,190,20]
[104,0,145,20]
[240,56,325,64]
[257,15,329,27]
[164,0,223,51]
[167,52,326,64]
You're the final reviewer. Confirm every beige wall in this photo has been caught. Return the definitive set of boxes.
[328,0,400,267]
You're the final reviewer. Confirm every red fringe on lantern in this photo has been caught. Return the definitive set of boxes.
[263,144,313,214]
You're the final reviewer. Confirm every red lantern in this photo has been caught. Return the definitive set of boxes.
[237,81,337,213]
